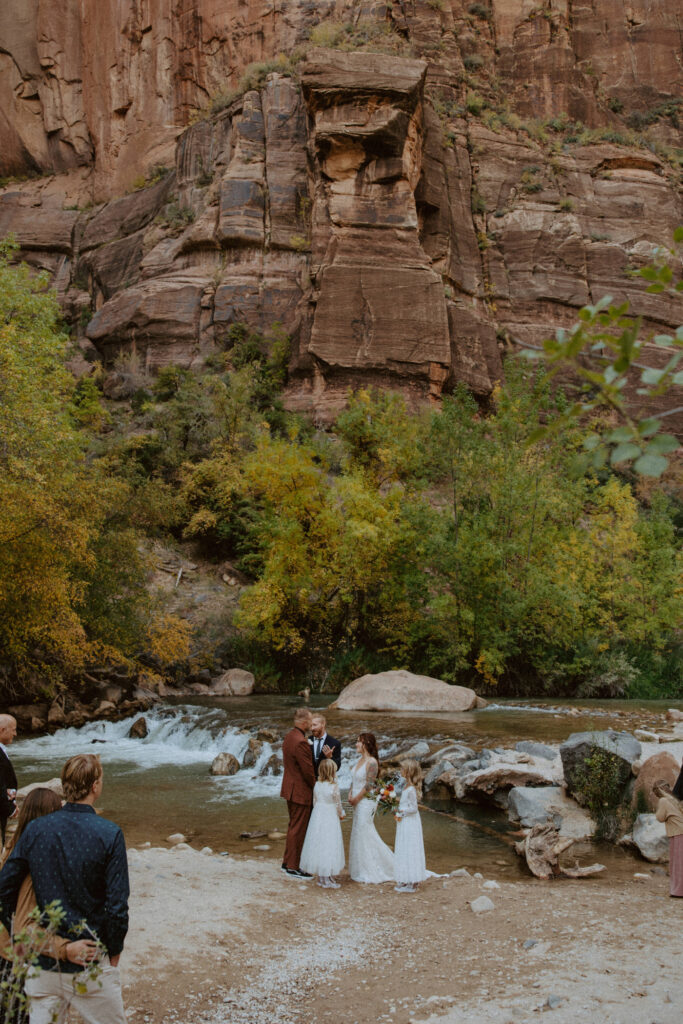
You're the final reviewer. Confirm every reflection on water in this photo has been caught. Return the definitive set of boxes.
[11,695,680,879]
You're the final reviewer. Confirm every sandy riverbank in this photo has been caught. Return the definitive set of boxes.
[118,845,681,1024]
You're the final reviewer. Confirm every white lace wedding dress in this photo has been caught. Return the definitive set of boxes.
[394,784,428,884]
[299,781,345,877]
[348,758,395,883]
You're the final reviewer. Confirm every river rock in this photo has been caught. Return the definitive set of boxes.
[470,896,494,913]
[560,730,641,796]
[211,668,255,696]
[507,786,594,839]
[166,832,187,845]
[632,751,680,811]
[94,700,117,717]
[515,741,558,762]
[424,760,456,793]
[128,716,148,739]
[242,738,263,768]
[210,753,240,776]
[332,670,478,712]
[666,709,683,722]
[16,778,63,803]
[425,743,476,767]
[632,813,669,862]
[257,728,280,743]
[260,753,282,776]
[47,701,65,727]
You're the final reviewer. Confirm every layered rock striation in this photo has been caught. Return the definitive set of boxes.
[1,2,681,419]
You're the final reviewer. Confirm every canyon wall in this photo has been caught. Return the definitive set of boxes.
[0,1,681,420]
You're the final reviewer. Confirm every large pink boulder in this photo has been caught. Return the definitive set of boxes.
[331,670,478,712]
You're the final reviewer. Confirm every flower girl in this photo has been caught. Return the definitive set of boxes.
[393,760,428,893]
[299,759,346,888]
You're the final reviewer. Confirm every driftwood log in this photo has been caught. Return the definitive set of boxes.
[515,823,605,879]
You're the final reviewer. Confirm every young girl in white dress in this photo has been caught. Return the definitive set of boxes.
[394,760,427,893]
[299,759,346,888]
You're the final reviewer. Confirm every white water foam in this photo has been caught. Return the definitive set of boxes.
[481,703,575,715]
[12,706,361,803]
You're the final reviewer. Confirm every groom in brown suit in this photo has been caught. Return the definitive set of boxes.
[280,708,316,877]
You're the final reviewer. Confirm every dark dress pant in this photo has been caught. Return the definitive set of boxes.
[283,801,312,870]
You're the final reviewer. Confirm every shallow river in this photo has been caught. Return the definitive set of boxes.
[10,696,682,881]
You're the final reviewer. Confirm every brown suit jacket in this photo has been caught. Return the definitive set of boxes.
[280,727,316,804]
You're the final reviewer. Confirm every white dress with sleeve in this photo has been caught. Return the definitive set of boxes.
[299,780,345,877]
[348,758,395,883]
[394,784,427,884]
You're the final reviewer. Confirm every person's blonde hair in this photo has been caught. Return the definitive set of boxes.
[401,759,422,797]
[61,754,102,802]
[318,759,338,784]
[294,707,312,725]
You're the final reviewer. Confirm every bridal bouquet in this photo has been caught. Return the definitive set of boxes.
[366,776,401,814]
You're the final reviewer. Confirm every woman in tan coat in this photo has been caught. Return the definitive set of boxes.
[654,777,683,898]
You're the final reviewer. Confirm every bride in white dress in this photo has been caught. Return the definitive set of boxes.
[348,732,395,883]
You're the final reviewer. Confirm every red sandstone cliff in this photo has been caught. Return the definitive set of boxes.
[0,1,681,420]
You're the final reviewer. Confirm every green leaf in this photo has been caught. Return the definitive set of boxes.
[676,326,683,341]
[632,453,669,477]
[610,443,641,465]
[640,367,665,385]
[673,371,683,385]
[654,334,673,347]
[646,433,679,456]
[639,266,659,281]
[583,434,601,451]
[607,426,634,443]
[673,226,683,244]
[638,418,661,437]
[646,283,665,294]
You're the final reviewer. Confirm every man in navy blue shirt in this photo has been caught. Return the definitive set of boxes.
[0,753,129,1024]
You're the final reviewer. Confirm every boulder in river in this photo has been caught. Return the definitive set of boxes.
[560,730,641,797]
[632,751,679,811]
[515,741,558,762]
[257,727,280,743]
[242,738,263,768]
[128,716,148,739]
[507,785,594,840]
[210,753,240,776]
[331,669,478,712]
[211,668,255,696]
[260,753,282,776]
[632,813,669,862]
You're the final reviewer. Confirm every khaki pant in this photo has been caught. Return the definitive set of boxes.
[26,961,126,1024]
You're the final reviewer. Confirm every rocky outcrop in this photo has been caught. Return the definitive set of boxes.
[332,669,478,712]
[210,752,240,776]
[507,785,594,840]
[1,5,681,424]
[210,668,256,697]
[560,730,641,797]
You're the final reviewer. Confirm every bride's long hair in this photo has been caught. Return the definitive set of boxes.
[357,732,380,769]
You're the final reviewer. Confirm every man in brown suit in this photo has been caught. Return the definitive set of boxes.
[280,708,315,877]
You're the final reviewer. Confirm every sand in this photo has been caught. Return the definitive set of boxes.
[118,845,682,1024]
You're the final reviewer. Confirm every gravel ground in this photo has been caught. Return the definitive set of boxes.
[115,846,682,1024]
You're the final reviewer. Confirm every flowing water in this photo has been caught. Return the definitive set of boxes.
[9,695,682,881]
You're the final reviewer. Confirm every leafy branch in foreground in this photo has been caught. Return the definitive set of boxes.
[522,227,683,476]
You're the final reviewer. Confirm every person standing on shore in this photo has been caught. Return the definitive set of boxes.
[309,714,342,776]
[280,709,316,878]
[0,716,18,847]
[0,753,129,1024]
[654,779,683,898]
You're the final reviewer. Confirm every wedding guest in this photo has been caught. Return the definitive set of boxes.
[0,754,129,1024]
[393,760,427,894]
[300,760,345,889]
[0,716,18,847]
[654,779,683,898]
[0,788,98,1024]
[309,715,342,776]
[280,708,316,878]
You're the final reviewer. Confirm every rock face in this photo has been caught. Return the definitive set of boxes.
[1,5,681,426]
[128,717,148,740]
[632,813,669,863]
[560,731,641,797]
[332,670,478,712]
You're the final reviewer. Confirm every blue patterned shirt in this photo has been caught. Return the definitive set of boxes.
[0,803,129,972]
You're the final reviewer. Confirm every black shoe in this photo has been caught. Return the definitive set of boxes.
[282,866,300,877]
[295,870,313,879]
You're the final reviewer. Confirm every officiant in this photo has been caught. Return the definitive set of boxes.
[309,714,342,776]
